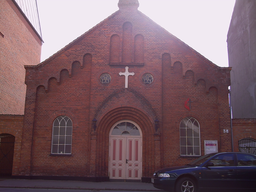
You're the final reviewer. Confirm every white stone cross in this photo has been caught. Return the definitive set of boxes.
[119,66,135,88]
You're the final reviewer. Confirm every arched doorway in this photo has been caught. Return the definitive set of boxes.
[109,120,142,180]
[0,134,15,176]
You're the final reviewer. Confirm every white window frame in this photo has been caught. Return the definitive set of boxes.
[180,117,201,156]
[51,116,73,155]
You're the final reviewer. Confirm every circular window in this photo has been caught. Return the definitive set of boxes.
[142,73,153,84]
[100,73,111,84]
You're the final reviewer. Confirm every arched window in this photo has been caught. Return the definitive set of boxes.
[180,117,200,156]
[111,121,140,136]
[51,116,73,154]
[239,138,256,155]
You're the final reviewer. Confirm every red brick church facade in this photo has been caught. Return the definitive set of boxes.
[5,0,234,180]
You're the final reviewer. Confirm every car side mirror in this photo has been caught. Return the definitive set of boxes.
[206,162,214,168]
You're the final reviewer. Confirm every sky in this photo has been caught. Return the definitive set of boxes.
[37,0,235,67]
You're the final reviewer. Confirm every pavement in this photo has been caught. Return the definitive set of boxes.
[0,178,163,191]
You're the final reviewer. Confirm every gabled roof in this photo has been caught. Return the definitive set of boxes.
[25,0,226,71]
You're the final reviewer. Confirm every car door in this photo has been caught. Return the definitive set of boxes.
[200,153,236,190]
[235,153,256,190]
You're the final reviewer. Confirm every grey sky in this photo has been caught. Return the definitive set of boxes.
[37,0,235,67]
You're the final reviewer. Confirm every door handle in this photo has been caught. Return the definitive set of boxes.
[126,159,128,164]
[227,169,234,176]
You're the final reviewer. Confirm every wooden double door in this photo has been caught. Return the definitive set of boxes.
[109,121,142,180]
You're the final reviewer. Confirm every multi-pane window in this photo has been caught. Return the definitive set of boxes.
[51,116,72,154]
[180,117,200,156]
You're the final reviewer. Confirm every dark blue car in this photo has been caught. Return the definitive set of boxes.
[151,152,256,192]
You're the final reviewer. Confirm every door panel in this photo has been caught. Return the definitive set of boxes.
[126,138,142,179]
[200,154,236,190]
[109,136,142,180]
[235,153,256,190]
[109,138,126,179]
[201,166,236,189]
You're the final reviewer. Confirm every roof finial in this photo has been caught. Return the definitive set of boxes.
[118,0,139,10]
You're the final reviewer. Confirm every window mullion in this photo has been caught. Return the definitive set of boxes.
[192,125,194,155]
[64,120,67,153]
[186,127,188,156]
[57,124,60,154]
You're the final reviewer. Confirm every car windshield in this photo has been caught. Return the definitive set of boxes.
[188,153,217,166]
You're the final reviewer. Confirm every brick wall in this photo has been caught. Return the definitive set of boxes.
[0,0,42,115]
[232,118,256,152]
[0,115,23,175]
[19,4,232,179]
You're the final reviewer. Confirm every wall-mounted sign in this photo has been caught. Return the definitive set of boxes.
[204,140,218,155]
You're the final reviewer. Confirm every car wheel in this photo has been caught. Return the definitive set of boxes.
[175,177,197,192]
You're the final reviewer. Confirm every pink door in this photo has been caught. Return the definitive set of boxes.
[109,121,142,180]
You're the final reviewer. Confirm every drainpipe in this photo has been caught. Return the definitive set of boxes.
[229,87,234,152]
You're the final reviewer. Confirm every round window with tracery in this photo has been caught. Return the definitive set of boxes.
[100,73,111,84]
[142,73,153,84]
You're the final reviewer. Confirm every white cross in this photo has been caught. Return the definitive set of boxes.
[119,66,135,88]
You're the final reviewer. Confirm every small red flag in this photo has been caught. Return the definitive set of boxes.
[184,98,191,111]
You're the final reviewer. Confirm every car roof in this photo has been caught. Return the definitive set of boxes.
[215,152,256,156]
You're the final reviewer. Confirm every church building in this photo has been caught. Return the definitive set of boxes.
[18,0,232,181]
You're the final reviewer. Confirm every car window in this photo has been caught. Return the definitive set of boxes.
[209,154,235,166]
[237,154,256,166]
[189,153,217,166]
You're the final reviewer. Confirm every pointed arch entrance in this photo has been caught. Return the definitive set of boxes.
[93,107,156,180]
[109,120,142,180]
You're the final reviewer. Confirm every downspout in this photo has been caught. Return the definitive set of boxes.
[229,86,234,152]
